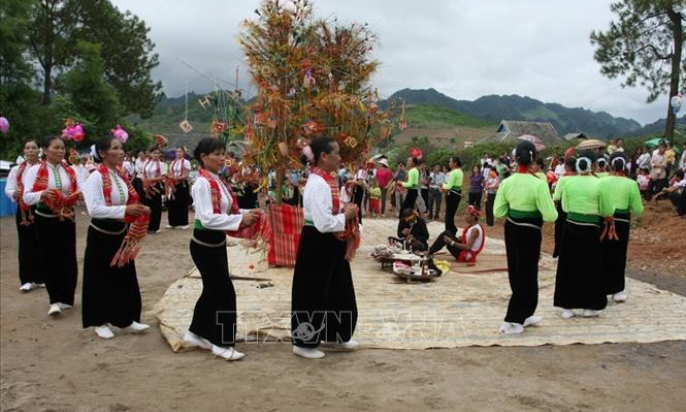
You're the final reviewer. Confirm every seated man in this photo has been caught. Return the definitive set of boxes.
[396,208,430,252]
[654,169,685,208]
[428,205,485,265]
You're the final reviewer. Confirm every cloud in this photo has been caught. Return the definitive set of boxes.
[111,0,671,125]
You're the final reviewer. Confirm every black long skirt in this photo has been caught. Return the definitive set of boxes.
[444,190,461,235]
[552,202,566,258]
[554,219,607,310]
[602,213,631,295]
[167,181,189,227]
[143,183,163,232]
[504,217,543,324]
[34,213,78,305]
[188,229,237,347]
[352,186,364,224]
[132,177,145,201]
[291,226,358,348]
[401,188,418,213]
[14,206,43,285]
[82,219,142,328]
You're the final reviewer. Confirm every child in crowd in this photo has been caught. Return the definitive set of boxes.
[368,179,381,217]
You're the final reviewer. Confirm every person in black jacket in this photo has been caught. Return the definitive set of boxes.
[396,208,429,251]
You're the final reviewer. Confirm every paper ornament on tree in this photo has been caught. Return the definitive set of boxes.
[344,135,358,148]
[670,94,683,115]
[179,120,193,134]
[411,148,423,159]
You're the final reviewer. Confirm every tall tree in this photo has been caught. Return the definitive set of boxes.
[591,0,686,139]
[55,41,121,141]
[74,0,162,117]
[27,0,75,105]
[27,0,161,116]
[0,0,46,158]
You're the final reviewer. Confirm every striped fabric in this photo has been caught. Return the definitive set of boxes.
[267,204,304,267]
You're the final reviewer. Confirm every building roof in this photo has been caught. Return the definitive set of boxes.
[478,120,565,146]
[563,132,587,141]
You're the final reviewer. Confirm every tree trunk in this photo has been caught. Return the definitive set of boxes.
[42,64,52,105]
[275,168,284,205]
[665,7,683,140]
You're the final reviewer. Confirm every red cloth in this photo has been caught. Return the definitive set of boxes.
[375,168,393,187]
[267,204,304,267]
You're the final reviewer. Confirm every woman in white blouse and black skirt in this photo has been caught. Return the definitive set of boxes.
[166,146,191,229]
[183,138,260,361]
[141,146,166,233]
[82,136,151,339]
[291,137,359,359]
[4,139,44,292]
[23,136,80,317]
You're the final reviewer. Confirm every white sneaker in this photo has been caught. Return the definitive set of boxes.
[292,346,326,359]
[499,322,524,334]
[165,225,173,229]
[58,303,73,310]
[19,283,34,292]
[48,304,62,317]
[183,331,213,350]
[122,321,150,333]
[582,309,602,318]
[34,283,46,288]
[523,316,542,327]
[179,225,189,230]
[95,325,115,339]
[612,292,627,303]
[211,345,245,361]
[321,339,359,350]
[561,309,576,319]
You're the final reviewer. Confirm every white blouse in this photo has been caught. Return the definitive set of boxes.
[23,162,79,206]
[4,162,38,201]
[303,173,346,233]
[191,173,243,231]
[83,168,128,220]
[134,159,147,176]
[170,159,191,177]
[142,160,166,179]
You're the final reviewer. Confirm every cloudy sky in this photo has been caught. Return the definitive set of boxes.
[111,0,670,125]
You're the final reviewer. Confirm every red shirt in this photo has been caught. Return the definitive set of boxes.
[376,168,393,187]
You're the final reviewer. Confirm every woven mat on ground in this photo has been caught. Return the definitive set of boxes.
[154,219,686,351]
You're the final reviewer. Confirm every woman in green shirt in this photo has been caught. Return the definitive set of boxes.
[596,156,609,179]
[554,150,615,319]
[400,156,420,213]
[600,152,644,303]
[494,142,558,335]
[441,156,463,235]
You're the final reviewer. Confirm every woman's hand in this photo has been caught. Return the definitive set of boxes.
[241,210,262,226]
[125,204,149,216]
[40,190,55,202]
[343,204,358,221]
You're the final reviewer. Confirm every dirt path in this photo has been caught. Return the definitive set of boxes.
[1,208,684,412]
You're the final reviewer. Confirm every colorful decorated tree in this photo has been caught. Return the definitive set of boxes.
[238,0,391,203]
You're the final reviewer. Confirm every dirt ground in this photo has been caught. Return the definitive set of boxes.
[1,207,685,412]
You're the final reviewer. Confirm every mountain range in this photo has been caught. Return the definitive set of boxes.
[386,88,645,138]
[139,88,683,141]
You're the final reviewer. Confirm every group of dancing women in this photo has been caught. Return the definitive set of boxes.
[6,134,643,361]
[495,141,643,334]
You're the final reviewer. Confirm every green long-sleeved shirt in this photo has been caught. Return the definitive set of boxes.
[402,167,419,189]
[559,175,614,218]
[552,175,571,202]
[442,168,463,190]
[493,173,558,222]
[599,175,644,215]
[535,172,547,182]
